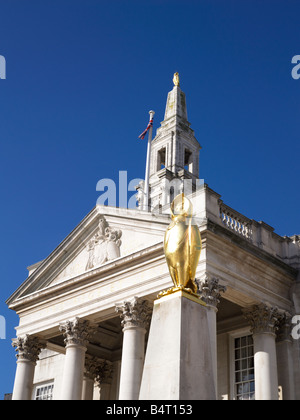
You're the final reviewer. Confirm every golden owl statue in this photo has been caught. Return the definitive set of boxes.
[163,194,202,295]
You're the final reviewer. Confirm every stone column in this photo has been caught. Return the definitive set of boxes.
[243,304,283,400]
[197,274,226,398]
[82,373,95,401]
[59,318,94,400]
[116,297,152,400]
[95,359,114,400]
[276,314,295,400]
[12,335,45,400]
[82,356,99,400]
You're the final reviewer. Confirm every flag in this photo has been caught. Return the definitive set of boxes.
[139,117,153,140]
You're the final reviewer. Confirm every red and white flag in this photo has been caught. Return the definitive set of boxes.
[138,117,153,140]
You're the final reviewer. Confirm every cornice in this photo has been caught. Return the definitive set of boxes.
[206,219,298,279]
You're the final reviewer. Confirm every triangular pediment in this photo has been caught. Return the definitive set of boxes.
[7,205,169,305]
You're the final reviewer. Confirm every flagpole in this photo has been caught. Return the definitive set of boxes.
[143,110,155,211]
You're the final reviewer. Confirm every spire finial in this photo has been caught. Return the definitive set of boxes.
[173,72,180,87]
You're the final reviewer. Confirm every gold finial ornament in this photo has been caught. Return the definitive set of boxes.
[173,72,180,86]
[161,194,202,298]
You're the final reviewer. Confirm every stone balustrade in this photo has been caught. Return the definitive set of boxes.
[219,203,252,241]
[185,183,300,270]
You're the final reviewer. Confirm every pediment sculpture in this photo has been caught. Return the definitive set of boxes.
[85,216,122,270]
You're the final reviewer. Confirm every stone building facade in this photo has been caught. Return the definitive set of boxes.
[6,78,300,400]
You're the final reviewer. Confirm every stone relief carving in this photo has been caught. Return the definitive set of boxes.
[86,216,122,270]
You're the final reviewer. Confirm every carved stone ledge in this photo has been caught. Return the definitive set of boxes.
[115,297,152,330]
[12,335,46,363]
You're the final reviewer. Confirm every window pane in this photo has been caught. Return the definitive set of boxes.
[235,371,241,382]
[241,347,247,358]
[233,335,255,400]
[35,383,54,400]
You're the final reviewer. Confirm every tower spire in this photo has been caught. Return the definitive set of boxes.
[164,73,188,122]
[145,74,202,211]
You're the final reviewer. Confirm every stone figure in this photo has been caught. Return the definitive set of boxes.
[85,216,122,270]
[163,193,202,295]
[85,239,96,270]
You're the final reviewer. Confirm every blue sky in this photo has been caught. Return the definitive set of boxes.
[0,0,299,397]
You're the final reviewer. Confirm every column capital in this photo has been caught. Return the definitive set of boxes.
[196,273,226,309]
[276,312,293,343]
[95,359,114,386]
[115,297,152,330]
[59,317,95,348]
[84,356,101,380]
[243,303,284,335]
[12,335,46,364]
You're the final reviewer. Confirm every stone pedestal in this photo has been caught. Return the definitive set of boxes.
[139,290,216,400]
